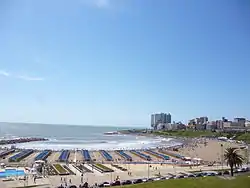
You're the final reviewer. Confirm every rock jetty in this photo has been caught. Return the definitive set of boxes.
[0,137,48,145]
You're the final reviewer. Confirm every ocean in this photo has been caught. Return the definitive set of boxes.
[0,123,182,150]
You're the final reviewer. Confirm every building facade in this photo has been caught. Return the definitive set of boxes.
[151,113,171,129]
[234,118,246,127]
[188,116,208,129]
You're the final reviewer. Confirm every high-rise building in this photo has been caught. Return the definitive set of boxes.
[151,113,171,129]
[166,113,171,124]
[151,114,155,128]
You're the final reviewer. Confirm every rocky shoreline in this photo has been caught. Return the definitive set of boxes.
[0,137,48,145]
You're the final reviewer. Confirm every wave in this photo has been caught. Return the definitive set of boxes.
[9,138,181,151]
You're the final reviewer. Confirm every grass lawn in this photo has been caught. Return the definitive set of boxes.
[53,164,68,175]
[128,175,250,188]
[95,164,114,172]
[235,133,250,144]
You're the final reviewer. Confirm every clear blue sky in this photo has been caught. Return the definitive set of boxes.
[0,0,250,126]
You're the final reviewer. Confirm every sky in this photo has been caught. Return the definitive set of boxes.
[0,0,250,127]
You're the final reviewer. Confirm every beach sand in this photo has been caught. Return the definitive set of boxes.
[177,139,243,163]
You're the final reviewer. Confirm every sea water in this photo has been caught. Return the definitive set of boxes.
[0,123,182,150]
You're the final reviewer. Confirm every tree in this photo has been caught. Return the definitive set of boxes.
[224,147,244,176]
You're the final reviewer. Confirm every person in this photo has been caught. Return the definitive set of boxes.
[69,179,72,184]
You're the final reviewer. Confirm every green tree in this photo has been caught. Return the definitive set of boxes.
[224,147,244,176]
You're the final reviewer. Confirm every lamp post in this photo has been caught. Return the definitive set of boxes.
[245,146,249,165]
[111,171,112,183]
[147,162,150,179]
[221,144,224,170]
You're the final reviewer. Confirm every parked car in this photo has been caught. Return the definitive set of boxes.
[223,170,230,175]
[217,172,222,176]
[121,180,132,185]
[133,179,143,184]
[187,174,196,178]
[111,181,120,186]
[153,177,161,181]
[176,175,185,179]
[99,182,111,187]
[206,173,216,176]
[195,173,204,177]
[147,178,154,182]
[168,175,175,179]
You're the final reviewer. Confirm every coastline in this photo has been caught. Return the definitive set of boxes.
[1,131,248,188]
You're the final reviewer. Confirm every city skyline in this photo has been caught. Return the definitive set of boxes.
[1,0,250,126]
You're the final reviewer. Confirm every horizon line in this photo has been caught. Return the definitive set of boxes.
[0,121,148,128]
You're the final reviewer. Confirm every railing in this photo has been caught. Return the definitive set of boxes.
[82,150,91,161]
[58,150,70,162]
[35,150,51,161]
[0,149,15,158]
[145,150,169,160]
[100,150,113,161]
[116,150,132,161]
[9,149,33,162]
[130,150,151,161]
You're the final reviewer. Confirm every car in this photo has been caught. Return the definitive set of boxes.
[217,172,222,176]
[206,173,216,176]
[99,182,111,187]
[147,178,154,182]
[195,173,204,177]
[236,168,247,173]
[153,177,161,181]
[168,176,175,179]
[133,179,143,184]
[111,181,121,186]
[241,167,249,172]
[69,185,77,188]
[223,170,230,175]
[176,175,185,179]
[187,174,196,178]
[121,180,132,185]
[162,176,170,180]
